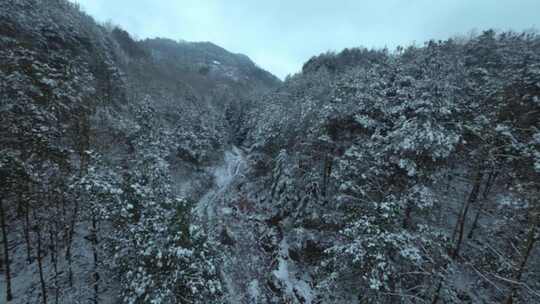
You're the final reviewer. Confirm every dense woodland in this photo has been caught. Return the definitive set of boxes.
[1,1,539,303]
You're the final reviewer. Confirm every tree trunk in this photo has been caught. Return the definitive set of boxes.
[34,214,48,304]
[68,118,88,287]
[61,193,68,247]
[503,213,538,304]
[440,170,480,304]
[431,279,443,304]
[91,215,99,304]
[17,189,33,265]
[0,199,13,302]
[66,200,78,288]
[67,114,90,288]
[468,170,498,239]
[452,170,483,259]
[321,154,332,198]
[24,202,33,264]
[49,226,59,304]
[403,203,412,229]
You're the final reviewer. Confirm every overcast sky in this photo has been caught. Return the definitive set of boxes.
[74,0,540,79]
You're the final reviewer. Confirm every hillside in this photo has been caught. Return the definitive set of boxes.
[1,1,539,304]
[0,1,277,303]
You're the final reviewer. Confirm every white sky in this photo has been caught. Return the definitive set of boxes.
[74,0,540,79]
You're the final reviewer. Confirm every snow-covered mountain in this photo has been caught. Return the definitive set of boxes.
[1,1,539,304]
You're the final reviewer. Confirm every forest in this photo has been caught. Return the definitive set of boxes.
[0,0,539,303]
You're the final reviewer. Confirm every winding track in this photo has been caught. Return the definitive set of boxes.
[196,147,267,303]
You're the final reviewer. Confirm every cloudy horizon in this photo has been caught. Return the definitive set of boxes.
[73,0,540,79]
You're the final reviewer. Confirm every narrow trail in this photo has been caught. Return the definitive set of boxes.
[196,146,246,232]
[196,146,314,304]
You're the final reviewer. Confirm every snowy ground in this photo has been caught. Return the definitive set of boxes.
[3,223,119,304]
[272,239,314,303]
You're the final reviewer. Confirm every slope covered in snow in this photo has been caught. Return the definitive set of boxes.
[1,1,540,304]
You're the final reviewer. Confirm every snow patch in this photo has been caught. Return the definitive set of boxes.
[222,207,233,215]
[196,146,245,220]
[272,239,314,304]
[248,279,261,302]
